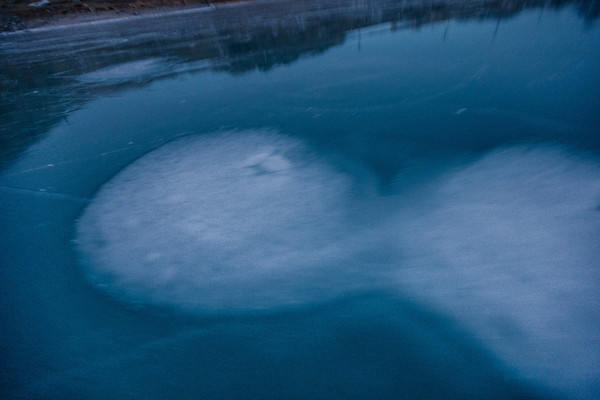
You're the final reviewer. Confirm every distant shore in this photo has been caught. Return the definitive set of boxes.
[1,0,241,31]
[2,0,597,32]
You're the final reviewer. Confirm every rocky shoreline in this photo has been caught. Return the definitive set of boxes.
[0,0,239,31]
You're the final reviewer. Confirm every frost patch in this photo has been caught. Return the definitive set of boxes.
[389,146,600,399]
[76,136,600,399]
[76,130,369,311]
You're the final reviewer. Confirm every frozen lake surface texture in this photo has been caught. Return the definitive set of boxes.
[1,0,599,399]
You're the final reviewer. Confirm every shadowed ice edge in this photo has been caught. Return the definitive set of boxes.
[75,129,600,399]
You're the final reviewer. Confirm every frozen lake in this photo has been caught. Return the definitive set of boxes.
[1,0,599,399]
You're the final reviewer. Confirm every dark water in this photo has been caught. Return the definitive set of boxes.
[1,1,599,399]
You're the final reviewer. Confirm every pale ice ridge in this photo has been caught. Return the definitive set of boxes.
[389,145,600,400]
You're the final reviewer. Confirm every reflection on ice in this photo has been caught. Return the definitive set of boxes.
[77,131,600,399]
[79,58,171,84]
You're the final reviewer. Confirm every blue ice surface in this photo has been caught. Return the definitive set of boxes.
[1,4,600,400]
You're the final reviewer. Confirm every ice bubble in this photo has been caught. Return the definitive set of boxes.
[75,130,372,312]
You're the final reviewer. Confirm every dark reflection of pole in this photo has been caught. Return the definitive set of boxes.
[443,19,449,41]
[492,18,500,42]
[582,0,598,29]
[583,0,598,16]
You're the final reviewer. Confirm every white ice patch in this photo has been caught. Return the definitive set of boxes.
[76,134,600,398]
[389,146,600,399]
[76,130,372,311]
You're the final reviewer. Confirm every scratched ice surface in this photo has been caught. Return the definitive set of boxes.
[1,1,599,400]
